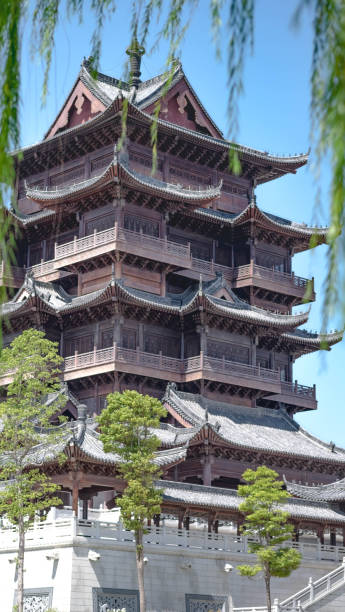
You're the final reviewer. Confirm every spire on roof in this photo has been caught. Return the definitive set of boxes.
[126,31,145,88]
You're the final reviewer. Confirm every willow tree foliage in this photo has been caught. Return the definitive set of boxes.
[237,466,301,612]
[97,390,167,612]
[1,1,345,325]
[0,328,67,612]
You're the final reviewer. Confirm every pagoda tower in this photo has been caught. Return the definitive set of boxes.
[1,44,345,612]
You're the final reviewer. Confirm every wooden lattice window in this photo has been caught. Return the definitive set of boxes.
[207,340,249,364]
[49,164,84,187]
[122,328,137,350]
[144,333,179,358]
[85,213,115,235]
[101,329,113,348]
[123,213,159,237]
[64,334,94,356]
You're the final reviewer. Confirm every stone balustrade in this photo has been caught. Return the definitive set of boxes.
[1,518,344,565]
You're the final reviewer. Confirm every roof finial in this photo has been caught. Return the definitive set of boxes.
[77,403,87,423]
[126,28,145,88]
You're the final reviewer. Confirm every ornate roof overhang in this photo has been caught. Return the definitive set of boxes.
[25,150,221,212]
[285,476,345,502]
[157,479,345,525]
[14,96,308,184]
[260,328,344,356]
[171,201,328,253]
[162,385,345,468]
[0,275,310,334]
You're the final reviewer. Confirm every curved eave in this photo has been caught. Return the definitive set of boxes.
[190,203,328,247]
[0,294,56,319]
[15,97,308,181]
[26,157,221,207]
[7,207,56,228]
[164,389,345,465]
[284,476,345,502]
[281,330,343,354]
[204,295,310,330]
[157,480,345,525]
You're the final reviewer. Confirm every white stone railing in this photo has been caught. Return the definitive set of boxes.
[1,518,345,565]
[279,558,345,610]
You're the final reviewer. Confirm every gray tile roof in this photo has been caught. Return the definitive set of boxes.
[156,479,345,524]
[285,477,345,502]
[0,274,310,331]
[192,201,328,238]
[163,386,345,464]
[26,150,222,204]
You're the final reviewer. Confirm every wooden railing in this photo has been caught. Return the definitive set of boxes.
[64,345,280,384]
[281,381,316,400]
[54,224,190,261]
[190,259,312,294]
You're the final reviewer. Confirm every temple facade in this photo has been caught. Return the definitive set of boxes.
[1,45,345,611]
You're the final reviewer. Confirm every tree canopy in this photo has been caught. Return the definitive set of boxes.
[98,389,167,612]
[237,466,301,612]
[0,328,67,612]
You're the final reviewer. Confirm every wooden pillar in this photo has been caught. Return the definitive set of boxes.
[208,513,215,534]
[95,322,100,350]
[293,525,299,542]
[72,481,79,516]
[160,271,166,297]
[138,323,144,351]
[251,337,257,366]
[82,499,88,520]
[317,525,325,545]
[214,520,219,534]
[202,452,213,487]
[330,528,336,546]
[184,516,190,531]
[178,511,184,530]
[180,330,185,360]
[342,527,345,547]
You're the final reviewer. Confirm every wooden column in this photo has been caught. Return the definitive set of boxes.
[72,480,79,516]
[317,525,325,545]
[342,527,345,547]
[330,528,336,546]
[82,499,88,520]
[180,329,185,360]
[138,323,144,351]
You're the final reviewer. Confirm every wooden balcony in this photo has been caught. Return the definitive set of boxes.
[63,345,281,395]
[30,225,191,280]
[232,262,315,301]
[0,262,26,289]
[176,260,314,304]
[269,380,317,411]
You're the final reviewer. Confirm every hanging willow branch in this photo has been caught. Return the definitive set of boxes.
[0,0,343,330]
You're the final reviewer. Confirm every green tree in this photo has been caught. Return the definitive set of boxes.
[0,328,66,612]
[237,466,301,612]
[97,389,167,612]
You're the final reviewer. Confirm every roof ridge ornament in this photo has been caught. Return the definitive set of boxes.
[126,31,145,89]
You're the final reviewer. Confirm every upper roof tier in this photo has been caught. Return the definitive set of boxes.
[14,59,308,184]
[25,147,222,209]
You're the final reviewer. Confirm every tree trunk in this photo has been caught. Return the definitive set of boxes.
[135,527,146,612]
[17,516,25,612]
[264,570,271,612]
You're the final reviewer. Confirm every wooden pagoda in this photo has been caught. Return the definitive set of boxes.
[1,43,344,543]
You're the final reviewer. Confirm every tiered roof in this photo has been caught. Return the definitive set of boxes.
[162,385,345,466]
[1,273,312,334]
[285,477,345,502]
[15,61,308,184]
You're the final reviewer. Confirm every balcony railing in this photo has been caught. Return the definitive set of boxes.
[64,345,280,384]
[28,224,191,279]
[281,380,316,400]
[1,516,344,566]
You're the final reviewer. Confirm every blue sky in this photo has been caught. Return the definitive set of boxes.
[19,0,344,444]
